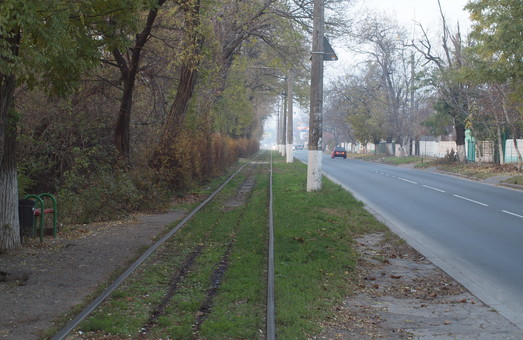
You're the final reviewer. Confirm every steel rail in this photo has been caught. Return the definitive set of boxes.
[52,151,264,340]
[266,151,276,340]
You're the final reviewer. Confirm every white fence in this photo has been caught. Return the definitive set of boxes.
[505,139,523,163]
[342,142,375,154]
[418,140,457,158]
[344,139,522,164]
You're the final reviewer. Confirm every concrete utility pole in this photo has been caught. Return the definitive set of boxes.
[286,70,294,163]
[280,90,287,156]
[307,0,324,191]
[276,95,281,152]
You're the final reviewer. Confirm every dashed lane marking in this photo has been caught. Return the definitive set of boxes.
[453,195,488,207]
[502,210,523,219]
[422,185,446,193]
[399,177,418,184]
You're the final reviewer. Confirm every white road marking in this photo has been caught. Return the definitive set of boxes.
[422,185,446,193]
[399,177,418,184]
[453,195,488,207]
[502,210,523,219]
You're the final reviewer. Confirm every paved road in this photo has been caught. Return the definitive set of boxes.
[294,151,523,329]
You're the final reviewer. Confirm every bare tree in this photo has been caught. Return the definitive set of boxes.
[349,14,420,155]
[412,0,470,162]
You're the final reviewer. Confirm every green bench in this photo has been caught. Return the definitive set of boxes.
[23,193,57,242]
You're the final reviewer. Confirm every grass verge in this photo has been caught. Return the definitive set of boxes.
[271,158,386,339]
[504,174,523,185]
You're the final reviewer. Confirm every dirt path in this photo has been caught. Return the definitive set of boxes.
[0,211,185,340]
[314,233,523,339]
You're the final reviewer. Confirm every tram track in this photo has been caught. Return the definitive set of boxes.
[52,151,276,340]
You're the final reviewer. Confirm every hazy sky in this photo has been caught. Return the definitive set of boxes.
[265,0,475,133]
[358,0,471,31]
[323,0,473,78]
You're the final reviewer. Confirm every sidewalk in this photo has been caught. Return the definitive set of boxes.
[0,210,185,340]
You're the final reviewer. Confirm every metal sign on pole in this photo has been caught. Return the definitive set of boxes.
[323,37,338,61]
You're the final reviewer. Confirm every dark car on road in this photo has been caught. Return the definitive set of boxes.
[331,146,347,159]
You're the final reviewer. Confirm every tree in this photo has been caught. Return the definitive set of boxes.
[355,15,415,155]
[151,0,205,165]
[0,0,138,251]
[151,0,310,165]
[413,1,471,162]
[330,68,385,153]
[465,0,523,169]
[110,0,168,166]
[466,0,523,99]
[324,84,356,149]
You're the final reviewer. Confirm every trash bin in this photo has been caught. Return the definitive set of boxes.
[18,199,35,237]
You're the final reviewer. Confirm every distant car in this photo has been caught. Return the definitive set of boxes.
[331,146,347,159]
[295,144,304,150]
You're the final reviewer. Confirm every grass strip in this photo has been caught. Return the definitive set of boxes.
[74,153,389,339]
[271,156,386,339]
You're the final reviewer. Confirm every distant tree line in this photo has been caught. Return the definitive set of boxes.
[323,0,523,167]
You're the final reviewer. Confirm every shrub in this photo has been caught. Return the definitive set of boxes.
[58,166,171,224]
[443,149,459,164]
[152,131,259,191]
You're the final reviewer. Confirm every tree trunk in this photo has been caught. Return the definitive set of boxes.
[150,0,204,166]
[0,28,21,251]
[0,74,21,251]
[401,136,411,157]
[113,0,166,166]
[114,71,134,165]
[512,135,522,172]
[152,62,200,164]
[500,91,522,171]
[496,117,504,165]
[455,118,467,163]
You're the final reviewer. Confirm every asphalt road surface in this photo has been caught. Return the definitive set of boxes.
[294,151,523,330]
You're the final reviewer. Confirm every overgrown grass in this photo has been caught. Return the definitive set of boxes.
[504,174,523,185]
[348,153,380,161]
[381,155,424,166]
[71,153,387,339]
[430,162,519,179]
[355,154,522,182]
[349,154,434,167]
[271,159,386,339]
